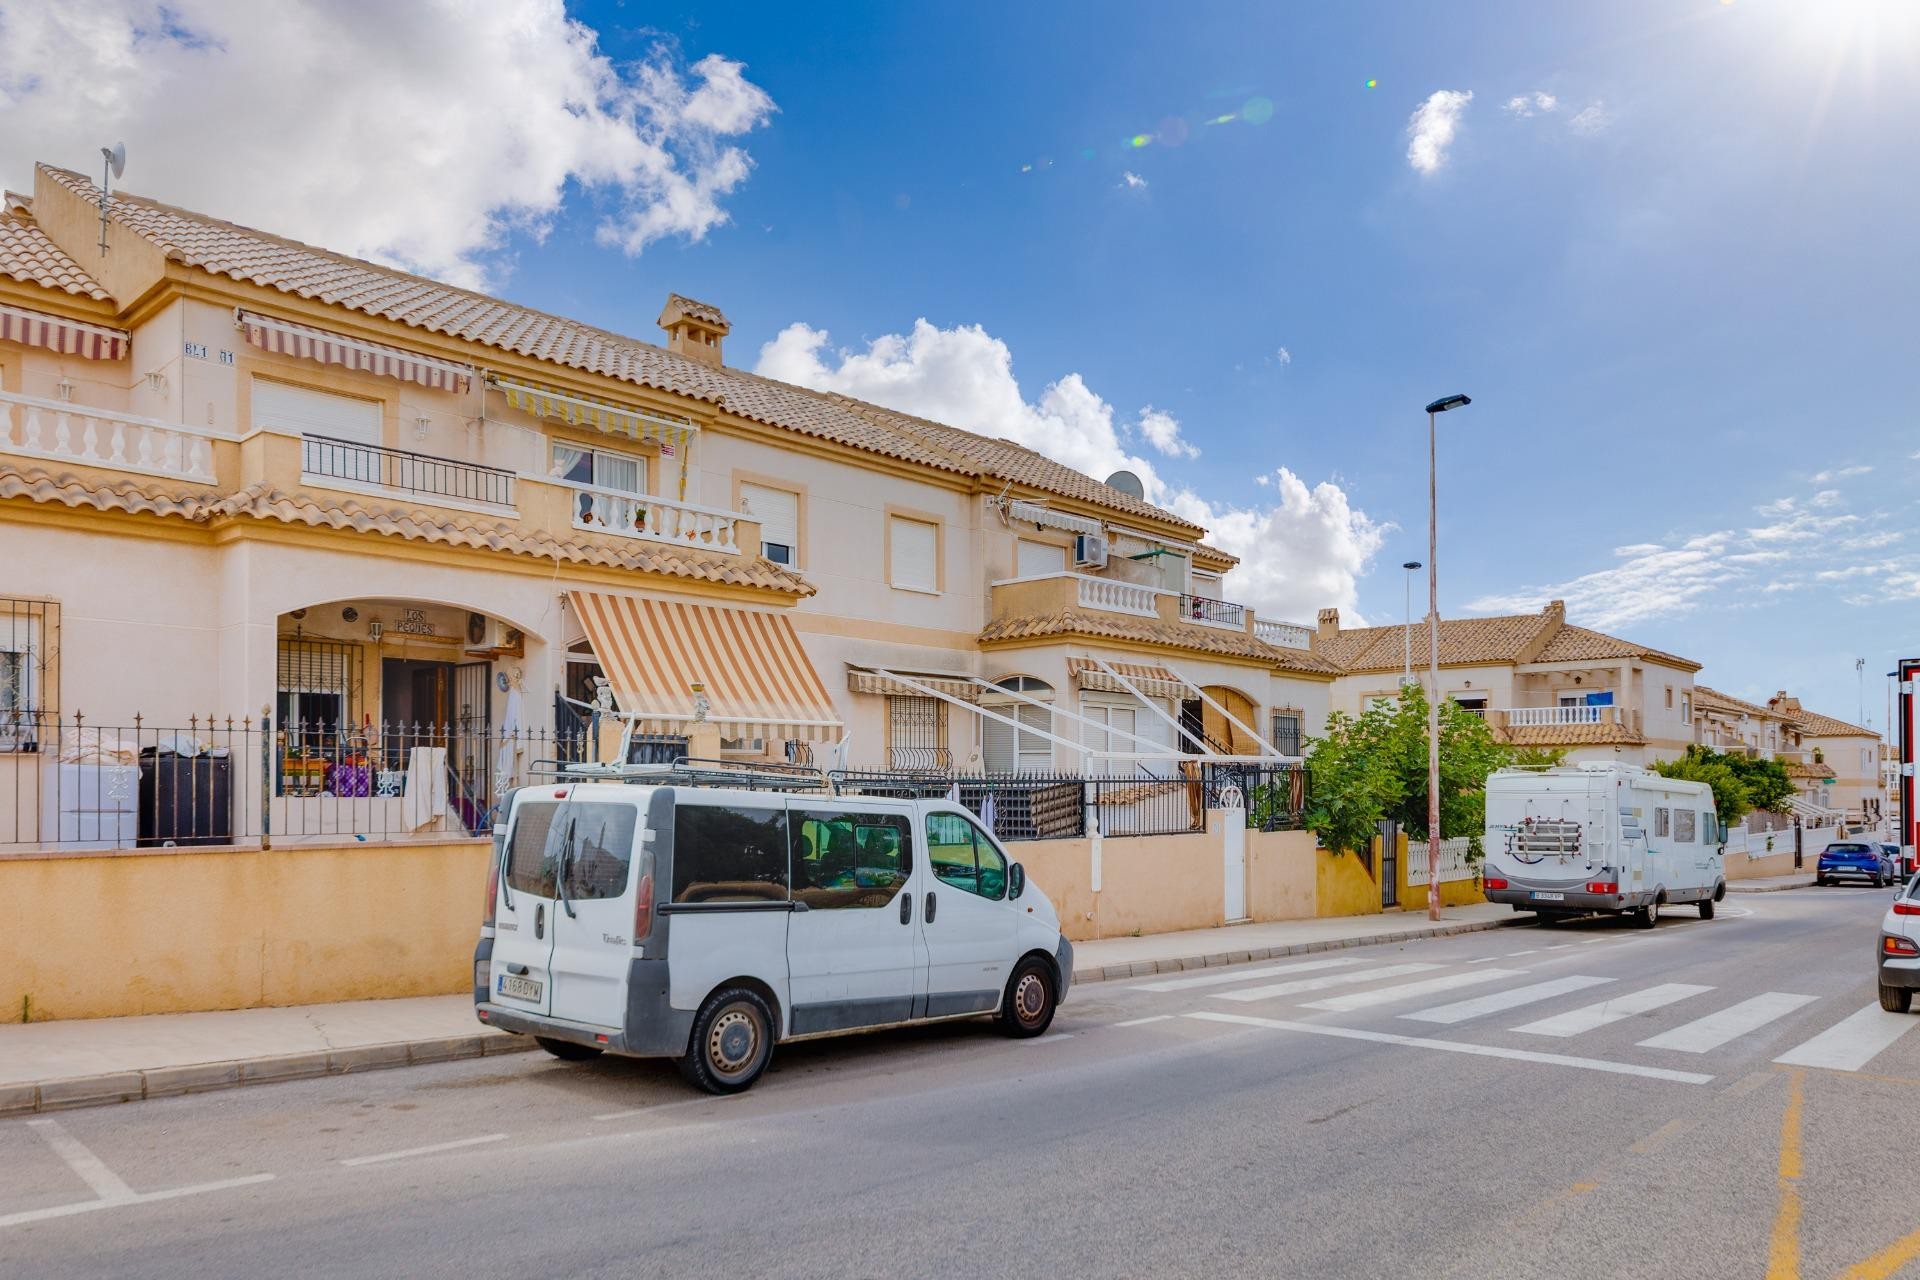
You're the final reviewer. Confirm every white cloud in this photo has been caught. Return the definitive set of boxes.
[755,318,1388,623]
[1810,489,1843,509]
[1568,101,1611,136]
[1407,89,1473,174]
[0,1,775,289]
[1503,91,1557,117]
[1118,170,1148,191]
[1275,346,1292,365]
[1137,407,1199,460]
[1810,464,1872,482]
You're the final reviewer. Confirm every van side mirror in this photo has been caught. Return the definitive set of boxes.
[1009,862,1026,900]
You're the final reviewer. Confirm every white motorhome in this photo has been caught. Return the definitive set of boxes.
[473,779,1073,1092]
[1482,763,1726,926]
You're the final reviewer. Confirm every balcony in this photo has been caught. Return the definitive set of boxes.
[1178,593,1247,630]
[562,481,745,553]
[1501,705,1621,727]
[1254,617,1314,650]
[0,387,218,484]
[301,434,514,510]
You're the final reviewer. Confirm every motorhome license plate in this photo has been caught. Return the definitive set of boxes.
[498,974,542,1001]
[1531,891,1565,901]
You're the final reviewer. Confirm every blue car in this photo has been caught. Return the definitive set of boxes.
[1818,841,1896,887]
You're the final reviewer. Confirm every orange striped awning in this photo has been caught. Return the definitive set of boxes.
[1066,657,1189,701]
[568,591,841,742]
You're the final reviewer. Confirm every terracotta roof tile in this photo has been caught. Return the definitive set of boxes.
[1492,721,1647,747]
[1693,685,1784,721]
[980,607,1341,674]
[1317,613,1554,673]
[660,293,729,330]
[0,466,813,595]
[1787,706,1877,738]
[1533,624,1700,672]
[0,201,111,301]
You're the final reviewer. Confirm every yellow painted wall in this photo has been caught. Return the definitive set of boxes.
[0,839,488,1022]
[1316,845,1382,918]
[1393,833,1488,909]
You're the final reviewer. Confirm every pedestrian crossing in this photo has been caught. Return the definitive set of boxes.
[1128,954,1920,1078]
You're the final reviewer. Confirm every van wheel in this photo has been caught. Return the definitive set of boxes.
[1635,900,1659,929]
[998,959,1057,1039]
[535,1036,602,1061]
[1698,898,1715,920]
[680,987,774,1095]
[1880,984,1913,1014]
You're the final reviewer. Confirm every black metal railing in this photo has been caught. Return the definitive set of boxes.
[1201,762,1309,832]
[302,434,516,507]
[1087,773,1206,837]
[833,770,1088,841]
[1179,594,1247,628]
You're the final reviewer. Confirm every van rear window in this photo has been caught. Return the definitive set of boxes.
[506,801,560,897]
[673,805,789,903]
[558,803,637,902]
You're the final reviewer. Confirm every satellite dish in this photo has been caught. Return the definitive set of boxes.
[1104,470,1145,500]
[103,142,126,181]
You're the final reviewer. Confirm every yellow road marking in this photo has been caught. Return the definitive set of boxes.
[1766,1069,1806,1280]
[1838,1224,1920,1280]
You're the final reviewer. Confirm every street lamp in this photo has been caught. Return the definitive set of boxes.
[1423,393,1471,921]
[1402,561,1422,686]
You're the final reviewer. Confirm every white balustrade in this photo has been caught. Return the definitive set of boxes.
[1254,618,1315,650]
[1074,573,1159,617]
[569,483,741,553]
[0,388,218,483]
[1501,704,1617,727]
[1406,836,1477,886]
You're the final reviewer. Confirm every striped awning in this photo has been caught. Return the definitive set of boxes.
[569,591,841,742]
[0,303,128,361]
[1067,657,1189,701]
[491,376,695,452]
[237,311,472,393]
[847,669,983,702]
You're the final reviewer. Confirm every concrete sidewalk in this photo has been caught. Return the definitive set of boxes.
[0,903,1523,1117]
[1727,873,1818,893]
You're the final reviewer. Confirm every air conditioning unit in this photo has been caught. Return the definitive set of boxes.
[1074,533,1109,569]
[466,621,524,655]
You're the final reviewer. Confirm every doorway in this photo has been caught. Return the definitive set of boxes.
[382,657,493,828]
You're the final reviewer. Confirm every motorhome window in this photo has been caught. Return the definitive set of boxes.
[558,803,638,901]
[926,812,1007,901]
[1674,809,1696,843]
[506,801,561,896]
[1654,808,1670,838]
[790,810,911,908]
[672,805,790,903]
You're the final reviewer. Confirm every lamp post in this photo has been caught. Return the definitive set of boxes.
[1402,561,1422,686]
[1423,393,1471,921]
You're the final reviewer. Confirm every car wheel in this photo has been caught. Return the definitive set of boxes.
[1880,984,1913,1015]
[1816,876,1829,886]
[680,987,775,1094]
[997,958,1057,1039]
[1635,900,1659,929]
[1698,898,1715,920]
[535,1036,602,1062]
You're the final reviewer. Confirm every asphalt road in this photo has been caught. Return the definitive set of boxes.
[4,888,1918,1280]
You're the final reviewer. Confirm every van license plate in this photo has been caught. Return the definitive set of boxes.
[498,974,542,1001]
[1531,891,1565,901]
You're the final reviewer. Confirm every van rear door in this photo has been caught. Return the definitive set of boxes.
[546,796,646,1029]
[490,794,565,1017]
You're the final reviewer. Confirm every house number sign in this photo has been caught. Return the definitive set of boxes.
[393,609,437,636]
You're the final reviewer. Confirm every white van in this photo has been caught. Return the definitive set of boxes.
[472,782,1073,1092]
[1482,763,1727,927]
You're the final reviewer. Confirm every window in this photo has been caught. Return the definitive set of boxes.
[277,637,361,760]
[740,482,799,566]
[671,804,789,903]
[557,802,638,901]
[925,812,1007,900]
[1190,569,1223,600]
[1081,701,1138,775]
[983,677,1053,773]
[1665,686,1674,709]
[888,515,939,592]
[1674,809,1697,843]
[1654,807,1670,837]
[552,443,647,527]
[790,809,911,908]
[1271,712,1302,756]
[1450,696,1487,716]
[1680,693,1691,722]
[0,598,52,752]
[887,695,949,769]
[505,801,561,897]
[1366,695,1398,712]
[1015,539,1067,578]
[255,379,380,444]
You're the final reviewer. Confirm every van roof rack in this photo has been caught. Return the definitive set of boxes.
[526,756,831,792]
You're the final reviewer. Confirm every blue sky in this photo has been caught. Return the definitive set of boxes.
[3,0,1913,730]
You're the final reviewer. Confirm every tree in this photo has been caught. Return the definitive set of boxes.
[1650,746,1750,833]
[1511,746,1569,769]
[1305,685,1512,859]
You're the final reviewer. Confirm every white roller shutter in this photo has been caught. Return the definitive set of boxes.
[984,702,1052,772]
[741,483,800,561]
[252,379,380,444]
[889,516,938,592]
[1016,539,1068,578]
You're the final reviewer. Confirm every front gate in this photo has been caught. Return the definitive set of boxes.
[1380,821,1399,907]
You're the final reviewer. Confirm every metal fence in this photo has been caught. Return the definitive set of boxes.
[832,770,1089,841]
[301,434,516,507]
[1200,763,1309,832]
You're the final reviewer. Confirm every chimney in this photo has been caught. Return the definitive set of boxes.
[1543,598,1566,624]
[657,293,730,368]
[1316,607,1340,640]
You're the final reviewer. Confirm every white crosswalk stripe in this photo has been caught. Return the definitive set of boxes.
[1300,969,1527,1014]
[1401,975,1615,1025]
[1208,963,1441,1003]
[1129,957,1361,993]
[1512,983,1714,1038]
[1773,1003,1920,1071]
[1636,992,1818,1053]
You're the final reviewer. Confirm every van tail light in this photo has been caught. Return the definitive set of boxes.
[1893,901,1920,917]
[1586,881,1619,894]
[483,853,501,929]
[1884,935,1920,956]
[1484,878,1509,891]
[633,873,655,942]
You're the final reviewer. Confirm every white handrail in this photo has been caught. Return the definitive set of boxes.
[564,481,742,553]
[0,388,221,483]
[1501,705,1619,727]
[1254,618,1315,650]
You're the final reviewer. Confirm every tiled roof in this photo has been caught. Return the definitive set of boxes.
[660,293,729,330]
[979,608,1341,674]
[1788,707,1877,739]
[1533,624,1700,672]
[36,165,1206,532]
[1193,543,1241,570]
[0,200,111,300]
[0,466,813,595]
[1493,721,1647,747]
[1316,614,1553,673]
[1785,761,1833,779]
[1693,685,1783,721]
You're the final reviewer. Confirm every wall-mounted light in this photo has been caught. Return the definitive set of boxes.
[367,620,384,644]
[414,416,431,442]
[55,378,74,402]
